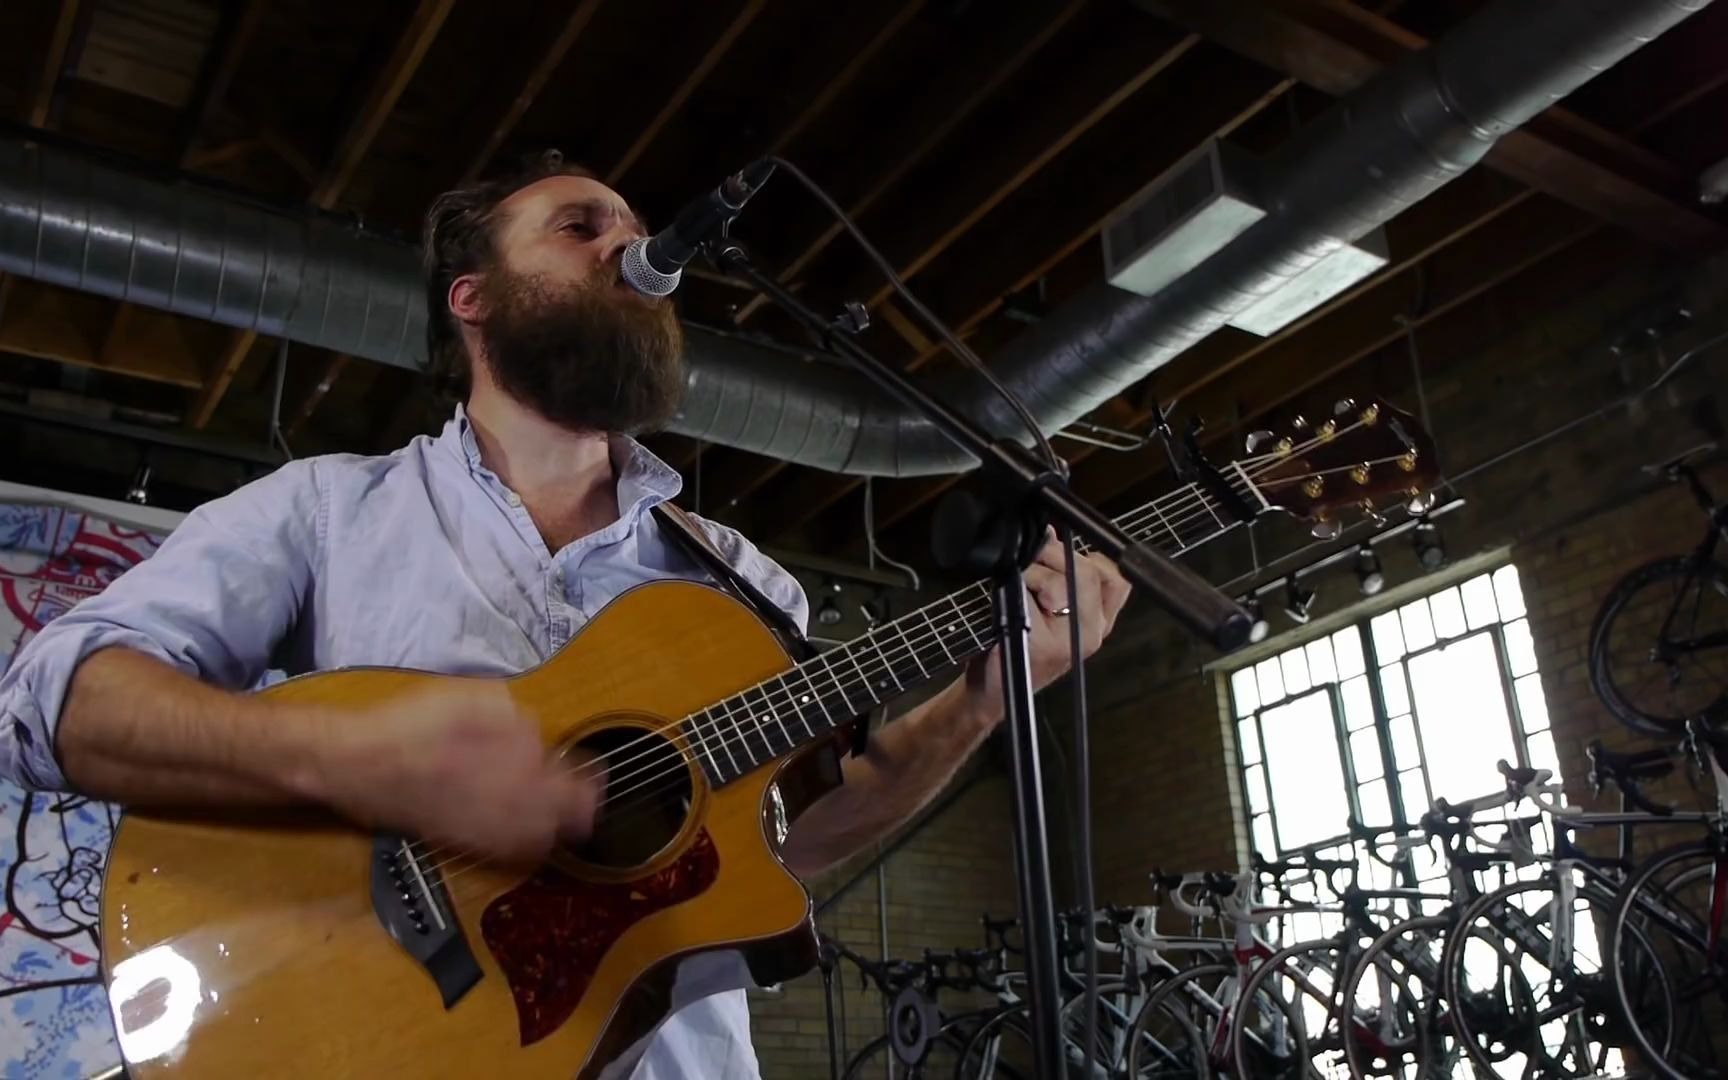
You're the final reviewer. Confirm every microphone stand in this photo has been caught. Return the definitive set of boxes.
[707,236,1251,1078]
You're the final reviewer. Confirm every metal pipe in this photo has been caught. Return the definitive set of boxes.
[0,0,1705,476]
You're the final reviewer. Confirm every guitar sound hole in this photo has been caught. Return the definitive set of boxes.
[566,725,693,871]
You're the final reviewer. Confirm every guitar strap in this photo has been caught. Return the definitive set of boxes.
[651,501,863,810]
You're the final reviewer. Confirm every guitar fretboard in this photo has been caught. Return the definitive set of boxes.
[681,466,1268,787]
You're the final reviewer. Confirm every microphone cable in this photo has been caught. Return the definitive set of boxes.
[758,156,1063,477]
[757,155,1100,1076]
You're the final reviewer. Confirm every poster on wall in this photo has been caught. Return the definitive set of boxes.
[1,489,179,1077]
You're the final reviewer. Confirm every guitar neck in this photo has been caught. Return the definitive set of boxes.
[683,468,1266,788]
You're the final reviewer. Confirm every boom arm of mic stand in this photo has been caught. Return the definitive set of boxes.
[709,241,1253,654]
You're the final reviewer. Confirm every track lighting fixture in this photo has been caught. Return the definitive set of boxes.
[1283,577,1316,625]
[1413,519,1446,570]
[1355,545,1385,596]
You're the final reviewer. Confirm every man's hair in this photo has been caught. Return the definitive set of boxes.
[420,150,599,400]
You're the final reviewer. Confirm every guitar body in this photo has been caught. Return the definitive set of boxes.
[99,581,819,1079]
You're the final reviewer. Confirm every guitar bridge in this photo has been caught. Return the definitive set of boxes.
[371,834,482,1009]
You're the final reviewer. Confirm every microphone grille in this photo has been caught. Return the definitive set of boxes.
[620,238,681,298]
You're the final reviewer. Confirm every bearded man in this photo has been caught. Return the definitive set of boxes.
[0,152,1129,1077]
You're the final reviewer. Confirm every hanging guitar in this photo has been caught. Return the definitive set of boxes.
[98,395,1437,1078]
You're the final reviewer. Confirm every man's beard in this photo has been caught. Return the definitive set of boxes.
[476,263,685,435]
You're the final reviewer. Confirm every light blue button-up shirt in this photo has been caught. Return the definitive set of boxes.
[0,404,807,1079]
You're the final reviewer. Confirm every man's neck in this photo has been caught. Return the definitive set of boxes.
[464,383,621,551]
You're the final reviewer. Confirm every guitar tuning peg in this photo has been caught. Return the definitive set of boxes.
[1244,430,1276,454]
[1333,398,1356,417]
[1309,515,1343,540]
[1359,500,1385,526]
[1406,488,1438,514]
[1291,414,1309,431]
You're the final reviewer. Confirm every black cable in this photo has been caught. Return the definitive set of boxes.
[1058,524,1098,1080]
[760,155,1063,474]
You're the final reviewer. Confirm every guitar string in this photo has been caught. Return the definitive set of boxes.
[409,424,1399,884]
[406,422,1395,876]
[410,427,1410,882]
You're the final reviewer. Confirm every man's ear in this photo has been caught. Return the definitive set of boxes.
[448,273,484,329]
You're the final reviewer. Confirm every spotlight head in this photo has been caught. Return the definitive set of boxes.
[1243,595,1269,644]
[817,598,843,626]
[1355,545,1385,596]
[1283,577,1315,625]
[1413,519,1446,570]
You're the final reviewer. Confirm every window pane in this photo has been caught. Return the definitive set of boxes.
[1399,767,1431,821]
[1333,627,1366,678]
[1260,692,1351,850]
[1371,612,1406,660]
[1380,664,1410,717]
[1526,728,1560,779]
[1461,573,1500,629]
[1253,814,1276,856]
[1514,672,1550,731]
[1256,656,1285,705]
[1281,648,1312,696]
[1350,727,1385,781]
[1238,718,1262,766]
[1493,564,1526,620]
[1400,598,1437,652]
[1430,587,1468,640]
[1306,638,1338,685]
[1503,618,1538,678]
[1341,675,1374,731]
[1389,713,1421,770]
[1231,667,1260,717]
[1407,632,1517,801]
[1245,763,1270,814]
[1357,778,1391,827]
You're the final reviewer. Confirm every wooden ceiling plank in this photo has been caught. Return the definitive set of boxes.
[189,328,260,429]
[605,0,770,187]
[288,352,353,438]
[766,0,924,157]
[310,0,457,210]
[1140,0,1724,250]
[730,0,1089,326]
[459,0,607,185]
[0,282,204,388]
[177,0,268,168]
[25,0,83,127]
[98,302,139,367]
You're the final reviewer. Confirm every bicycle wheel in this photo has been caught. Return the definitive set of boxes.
[1589,556,1728,736]
[1122,963,1224,1078]
[1229,938,1346,1080]
[1607,840,1728,1080]
[844,1025,975,1079]
[1443,876,1650,1079]
[1339,915,1455,1080]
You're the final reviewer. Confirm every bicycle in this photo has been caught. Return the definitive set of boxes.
[1589,443,1728,737]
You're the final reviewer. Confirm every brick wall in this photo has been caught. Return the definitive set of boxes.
[749,771,1020,1078]
[1061,242,1728,898]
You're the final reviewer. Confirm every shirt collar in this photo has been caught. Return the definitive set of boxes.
[438,403,683,522]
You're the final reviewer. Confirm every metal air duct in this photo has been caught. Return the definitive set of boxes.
[0,0,1709,475]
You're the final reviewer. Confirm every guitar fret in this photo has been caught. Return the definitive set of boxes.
[686,713,723,784]
[1149,499,1186,553]
[956,590,991,654]
[923,608,958,666]
[893,620,930,678]
[713,700,745,778]
[1197,484,1227,529]
[793,664,830,736]
[1233,462,1272,513]
[869,634,906,696]
[844,643,883,706]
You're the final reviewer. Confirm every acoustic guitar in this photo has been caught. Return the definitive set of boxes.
[98,397,1434,1078]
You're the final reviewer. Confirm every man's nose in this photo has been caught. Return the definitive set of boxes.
[596,223,639,267]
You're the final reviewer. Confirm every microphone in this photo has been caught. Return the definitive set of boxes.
[620,160,776,298]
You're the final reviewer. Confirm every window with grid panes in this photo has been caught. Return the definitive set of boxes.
[1229,565,1559,895]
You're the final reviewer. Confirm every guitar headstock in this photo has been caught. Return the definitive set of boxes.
[1241,397,1441,537]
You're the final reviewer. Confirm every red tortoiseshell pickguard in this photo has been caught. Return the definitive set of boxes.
[479,830,721,1046]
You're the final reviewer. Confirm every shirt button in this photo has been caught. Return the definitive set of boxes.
[505,492,522,507]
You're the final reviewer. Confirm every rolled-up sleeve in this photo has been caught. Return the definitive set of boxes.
[0,459,322,791]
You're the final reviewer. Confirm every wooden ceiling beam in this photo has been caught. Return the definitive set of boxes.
[1137,0,1725,250]
[189,329,260,429]
[729,0,1089,326]
[606,0,769,187]
[765,0,924,158]
[23,0,82,128]
[754,62,1293,542]
[287,352,353,439]
[310,0,456,210]
[0,282,207,388]
[459,0,607,185]
[177,0,267,168]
